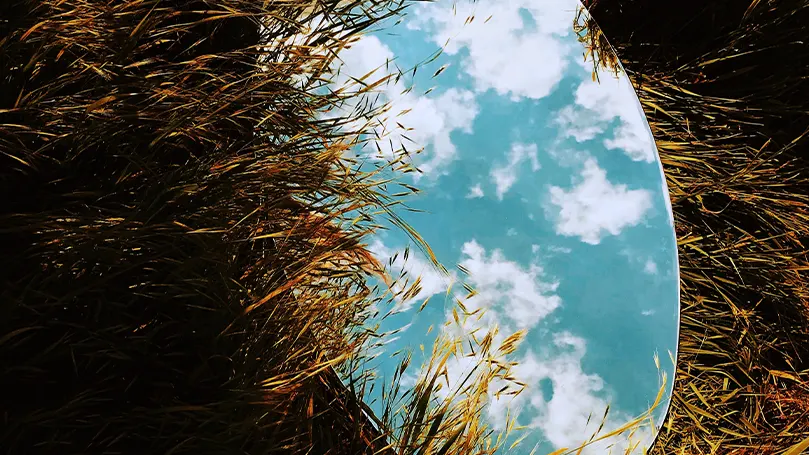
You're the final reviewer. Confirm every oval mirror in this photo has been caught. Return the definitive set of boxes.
[333,0,680,453]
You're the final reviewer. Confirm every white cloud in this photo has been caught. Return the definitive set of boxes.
[555,70,657,163]
[521,333,655,454]
[554,105,603,142]
[331,34,395,93]
[475,331,655,454]
[467,183,485,198]
[396,240,657,453]
[423,240,564,426]
[548,158,653,244]
[408,0,582,101]
[455,240,561,331]
[620,248,662,276]
[368,239,454,313]
[329,35,479,176]
[490,142,540,200]
[397,88,480,177]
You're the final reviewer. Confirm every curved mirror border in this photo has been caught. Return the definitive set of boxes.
[329,0,680,453]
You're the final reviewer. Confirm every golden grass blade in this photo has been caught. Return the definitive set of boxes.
[782,435,809,455]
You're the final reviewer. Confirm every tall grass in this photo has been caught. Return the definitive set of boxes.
[0,0,423,453]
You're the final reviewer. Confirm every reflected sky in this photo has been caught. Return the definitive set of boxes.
[328,0,679,453]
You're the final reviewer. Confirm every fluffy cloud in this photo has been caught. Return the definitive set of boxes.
[408,0,582,101]
[329,36,479,175]
[418,240,564,414]
[463,331,656,454]
[467,183,485,198]
[398,88,480,176]
[555,69,658,163]
[456,240,561,330]
[548,158,653,244]
[522,333,655,454]
[368,239,454,313]
[490,142,541,200]
[330,34,394,92]
[388,239,656,453]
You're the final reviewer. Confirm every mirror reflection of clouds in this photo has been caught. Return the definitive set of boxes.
[332,0,679,453]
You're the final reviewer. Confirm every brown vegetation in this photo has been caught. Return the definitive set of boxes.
[0,0,410,453]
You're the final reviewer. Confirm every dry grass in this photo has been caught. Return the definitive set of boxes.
[577,0,809,453]
[0,0,421,453]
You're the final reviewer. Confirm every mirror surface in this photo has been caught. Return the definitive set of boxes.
[331,1,679,453]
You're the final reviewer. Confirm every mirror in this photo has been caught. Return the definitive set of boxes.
[332,0,679,452]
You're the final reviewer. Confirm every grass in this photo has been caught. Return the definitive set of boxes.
[0,0,420,453]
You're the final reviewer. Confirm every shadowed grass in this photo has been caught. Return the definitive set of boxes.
[0,0,425,453]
